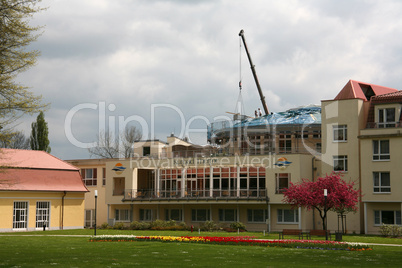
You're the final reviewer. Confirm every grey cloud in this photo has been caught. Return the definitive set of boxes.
[15,0,402,160]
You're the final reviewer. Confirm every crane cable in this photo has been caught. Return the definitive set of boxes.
[239,36,242,91]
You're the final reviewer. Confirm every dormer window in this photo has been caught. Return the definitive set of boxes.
[378,108,396,128]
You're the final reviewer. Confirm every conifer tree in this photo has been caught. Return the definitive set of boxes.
[30,111,50,152]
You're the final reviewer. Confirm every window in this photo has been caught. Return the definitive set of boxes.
[373,140,390,161]
[313,131,321,138]
[139,209,153,221]
[277,209,299,224]
[143,146,150,156]
[115,209,130,221]
[333,155,348,172]
[13,201,28,229]
[36,201,50,228]
[165,209,182,221]
[333,125,347,142]
[219,209,237,222]
[279,133,292,153]
[374,211,401,225]
[113,177,125,195]
[81,168,97,186]
[102,168,106,186]
[315,143,322,153]
[373,172,391,193]
[378,108,396,128]
[275,173,290,194]
[247,209,268,223]
[85,209,95,228]
[191,209,210,222]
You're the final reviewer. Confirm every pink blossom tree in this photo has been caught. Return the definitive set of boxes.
[282,173,360,231]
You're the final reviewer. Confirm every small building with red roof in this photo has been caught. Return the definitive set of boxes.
[0,149,88,232]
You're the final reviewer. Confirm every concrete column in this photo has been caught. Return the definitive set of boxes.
[237,204,240,222]
[209,167,213,197]
[298,207,302,230]
[237,165,240,197]
[364,202,367,234]
[268,204,271,233]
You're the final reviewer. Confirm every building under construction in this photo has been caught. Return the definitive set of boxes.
[207,105,322,156]
[207,29,321,157]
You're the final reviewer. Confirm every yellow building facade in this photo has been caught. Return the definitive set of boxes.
[0,149,88,232]
[73,153,317,232]
[69,80,402,235]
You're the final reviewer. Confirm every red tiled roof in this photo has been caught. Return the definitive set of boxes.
[0,169,88,192]
[0,149,88,192]
[371,90,402,103]
[0,149,77,170]
[366,90,402,125]
[334,80,398,101]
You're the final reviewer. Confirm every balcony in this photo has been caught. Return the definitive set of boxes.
[123,188,267,201]
[366,122,402,129]
[156,146,319,159]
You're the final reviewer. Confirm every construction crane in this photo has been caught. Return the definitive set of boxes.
[238,29,269,115]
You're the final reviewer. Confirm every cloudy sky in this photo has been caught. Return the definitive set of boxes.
[16,0,402,160]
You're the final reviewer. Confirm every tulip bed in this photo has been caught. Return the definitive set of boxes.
[89,235,372,251]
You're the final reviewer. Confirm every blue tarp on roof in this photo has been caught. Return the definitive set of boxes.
[234,106,321,127]
[208,106,321,140]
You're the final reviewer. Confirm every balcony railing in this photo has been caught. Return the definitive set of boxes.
[134,140,322,160]
[142,146,320,159]
[366,122,402,129]
[123,188,267,201]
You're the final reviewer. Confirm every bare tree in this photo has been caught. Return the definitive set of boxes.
[0,130,30,149]
[88,131,119,158]
[121,126,142,158]
[88,126,142,158]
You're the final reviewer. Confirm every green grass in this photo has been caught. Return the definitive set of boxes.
[4,228,402,245]
[1,230,402,267]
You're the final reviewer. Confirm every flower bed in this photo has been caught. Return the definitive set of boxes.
[89,235,372,251]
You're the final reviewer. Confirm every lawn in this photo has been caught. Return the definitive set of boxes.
[1,230,402,267]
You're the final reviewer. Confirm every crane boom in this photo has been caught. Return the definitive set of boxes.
[238,29,269,115]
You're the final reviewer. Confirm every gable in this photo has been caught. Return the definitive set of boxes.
[334,80,398,101]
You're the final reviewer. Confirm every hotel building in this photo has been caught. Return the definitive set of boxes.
[68,80,402,234]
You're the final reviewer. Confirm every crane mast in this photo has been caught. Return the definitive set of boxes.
[238,29,269,115]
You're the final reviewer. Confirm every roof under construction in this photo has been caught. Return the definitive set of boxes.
[208,105,321,142]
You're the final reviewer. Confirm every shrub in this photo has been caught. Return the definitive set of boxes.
[113,222,127,230]
[177,221,188,229]
[130,221,151,230]
[100,222,111,229]
[230,222,246,231]
[151,219,177,228]
[222,227,245,232]
[130,220,187,230]
[379,224,402,237]
[166,220,177,227]
[151,225,187,231]
[199,221,217,231]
